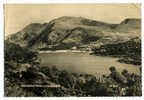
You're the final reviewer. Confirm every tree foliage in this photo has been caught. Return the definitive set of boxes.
[5,41,141,97]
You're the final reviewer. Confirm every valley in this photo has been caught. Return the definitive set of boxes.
[5,16,142,96]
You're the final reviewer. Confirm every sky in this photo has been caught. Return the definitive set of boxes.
[5,3,141,36]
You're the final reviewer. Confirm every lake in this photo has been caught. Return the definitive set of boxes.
[39,52,140,76]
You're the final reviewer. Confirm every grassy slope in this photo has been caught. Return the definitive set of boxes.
[7,16,141,49]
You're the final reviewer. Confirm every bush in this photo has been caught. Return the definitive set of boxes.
[5,41,141,96]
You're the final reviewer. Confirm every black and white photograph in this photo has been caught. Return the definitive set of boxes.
[4,3,142,97]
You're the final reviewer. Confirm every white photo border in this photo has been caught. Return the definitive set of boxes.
[0,0,143,100]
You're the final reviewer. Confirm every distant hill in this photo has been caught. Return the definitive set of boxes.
[7,16,141,49]
[116,18,141,33]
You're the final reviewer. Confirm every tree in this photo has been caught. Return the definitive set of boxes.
[109,66,127,85]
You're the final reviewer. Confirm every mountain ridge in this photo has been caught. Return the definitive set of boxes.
[7,16,141,49]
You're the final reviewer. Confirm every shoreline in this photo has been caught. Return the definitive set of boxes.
[38,50,141,66]
[39,50,92,53]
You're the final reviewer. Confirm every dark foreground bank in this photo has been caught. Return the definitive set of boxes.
[4,41,141,97]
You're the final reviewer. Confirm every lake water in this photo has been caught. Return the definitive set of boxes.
[39,52,140,76]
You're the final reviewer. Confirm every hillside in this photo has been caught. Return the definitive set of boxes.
[5,16,142,96]
[7,16,141,49]
[116,18,141,34]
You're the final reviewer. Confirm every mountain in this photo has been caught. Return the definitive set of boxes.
[116,18,141,33]
[7,16,141,49]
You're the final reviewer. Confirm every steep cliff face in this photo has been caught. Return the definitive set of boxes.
[7,16,141,49]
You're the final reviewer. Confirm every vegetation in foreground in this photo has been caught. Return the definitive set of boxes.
[5,41,142,97]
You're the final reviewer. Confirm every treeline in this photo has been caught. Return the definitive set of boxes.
[5,41,141,96]
[92,37,141,65]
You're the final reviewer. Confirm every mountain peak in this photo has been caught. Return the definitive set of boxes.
[116,18,141,33]
[120,18,141,24]
[54,16,85,20]
[49,16,87,25]
[7,17,141,49]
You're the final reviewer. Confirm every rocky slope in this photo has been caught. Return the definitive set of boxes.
[7,16,141,49]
